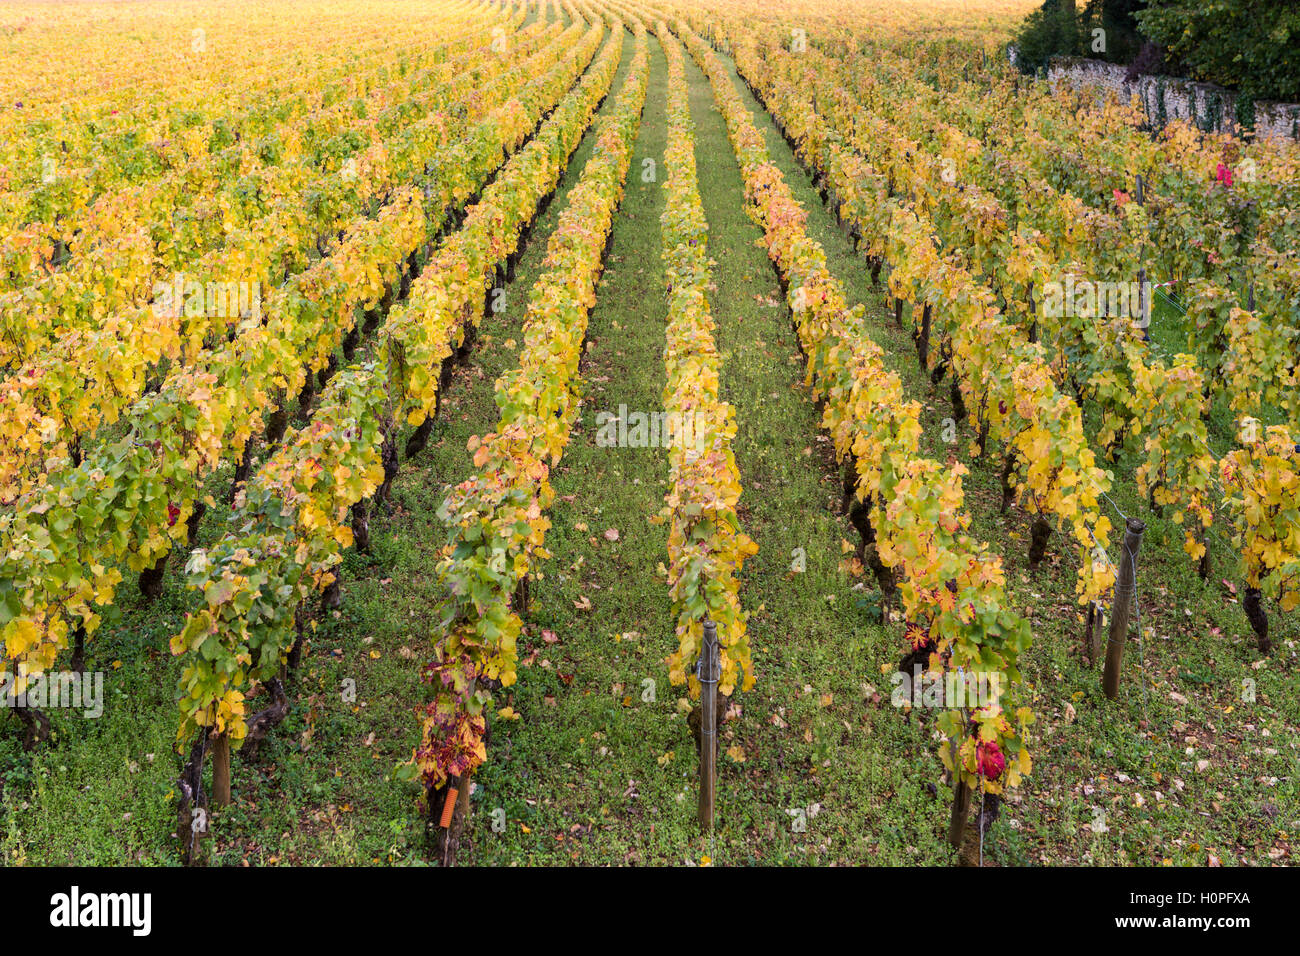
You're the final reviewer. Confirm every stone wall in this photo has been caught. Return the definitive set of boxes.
[1044,55,1300,144]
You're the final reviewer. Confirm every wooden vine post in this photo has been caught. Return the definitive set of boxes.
[1102,518,1146,700]
[698,618,719,832]
[211,731,231,808]
[948,782,973,850]
[1134,174,1149,341]
[947,735,972,850]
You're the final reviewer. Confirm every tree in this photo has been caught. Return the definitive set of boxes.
[1013,0,1147,74]
[1136,0,1300,103]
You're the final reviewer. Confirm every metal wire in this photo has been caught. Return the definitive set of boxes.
[1154,286,1187,315]
[1099,490,1130,524]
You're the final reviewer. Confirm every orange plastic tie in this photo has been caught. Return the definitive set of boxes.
[439,787,459,828]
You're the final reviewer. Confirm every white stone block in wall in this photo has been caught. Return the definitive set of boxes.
[1043,56,1300,144]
